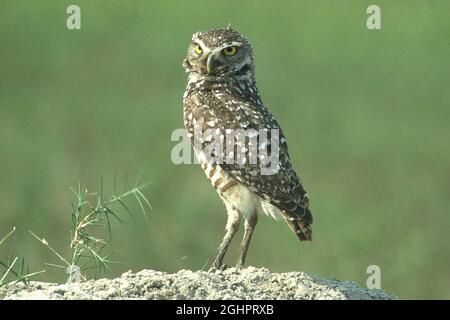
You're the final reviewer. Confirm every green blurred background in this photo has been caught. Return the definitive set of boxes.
[0,0,449,299]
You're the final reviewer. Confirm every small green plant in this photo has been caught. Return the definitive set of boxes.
[30,179,151,283]
[0,227,45,289]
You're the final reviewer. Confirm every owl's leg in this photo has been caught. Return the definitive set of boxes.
[211,208,241,270]
[236,210,258,268]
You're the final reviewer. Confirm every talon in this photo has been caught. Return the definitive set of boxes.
[210,260,223,272]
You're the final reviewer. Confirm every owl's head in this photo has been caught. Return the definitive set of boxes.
[183,28,254,79]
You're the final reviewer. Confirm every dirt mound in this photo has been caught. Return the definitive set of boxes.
[0,266,394,300]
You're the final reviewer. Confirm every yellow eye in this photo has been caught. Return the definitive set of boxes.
[223,46,237,56]
[194,45,203,55]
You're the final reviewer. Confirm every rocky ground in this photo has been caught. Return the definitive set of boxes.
[0,266,394,300]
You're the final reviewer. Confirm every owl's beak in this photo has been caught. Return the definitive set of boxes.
[206,53,220,74]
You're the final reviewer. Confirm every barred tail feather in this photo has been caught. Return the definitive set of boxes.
[282,207,313,241]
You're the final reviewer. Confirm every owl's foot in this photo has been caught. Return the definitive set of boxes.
[209,262,229,272]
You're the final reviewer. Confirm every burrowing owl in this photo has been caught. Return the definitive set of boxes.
[182,28,313,270]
